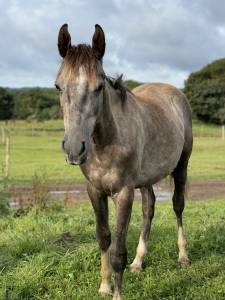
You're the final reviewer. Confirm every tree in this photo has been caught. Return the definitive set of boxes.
[124,80,142,90]
[0,87,14,120]
[184,58,225,124]
[13,88,60,120]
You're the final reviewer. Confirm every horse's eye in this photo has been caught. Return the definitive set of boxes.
[94,84,104,93]
[55,83,62,91]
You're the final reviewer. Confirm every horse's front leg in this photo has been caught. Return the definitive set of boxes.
[111,186,134,300]
[87,182,112,295]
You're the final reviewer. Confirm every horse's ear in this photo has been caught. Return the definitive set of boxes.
[58,24,71,58]
[92,24,105,60]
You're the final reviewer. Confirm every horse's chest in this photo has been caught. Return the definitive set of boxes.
[82,146,133,193]
[90,166,121,192]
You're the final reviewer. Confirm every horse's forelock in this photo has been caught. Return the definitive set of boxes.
[58,44,98,83]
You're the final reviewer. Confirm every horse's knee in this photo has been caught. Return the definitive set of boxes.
[110,245,127,272]
[97,229,111,251]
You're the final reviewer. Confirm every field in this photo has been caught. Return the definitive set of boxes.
[0,120,225,184]
[0,200,225,300]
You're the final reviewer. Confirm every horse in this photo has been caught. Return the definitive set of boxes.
[55,24,193,300]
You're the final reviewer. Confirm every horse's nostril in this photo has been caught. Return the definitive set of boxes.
[79,141,86,156]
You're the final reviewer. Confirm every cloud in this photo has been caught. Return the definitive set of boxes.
[0,0,225,87]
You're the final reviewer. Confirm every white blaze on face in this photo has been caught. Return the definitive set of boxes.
[62,66,89,133]
[76,66,89,96]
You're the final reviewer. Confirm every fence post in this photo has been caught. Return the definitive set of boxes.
[1,126,5,144]
[222,125,225,140]
[5,131,10,178]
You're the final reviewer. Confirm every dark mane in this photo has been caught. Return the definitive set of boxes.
[106,75,132,103]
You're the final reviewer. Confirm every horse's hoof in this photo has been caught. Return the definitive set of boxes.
[129,263,142,273]
[99,283,112,295]
[178,256,190,268]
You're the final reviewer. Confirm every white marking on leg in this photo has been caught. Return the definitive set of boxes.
[99,250,112,294]
[177,226,189,266]
[130,234,147,272]
[113,290,121,300]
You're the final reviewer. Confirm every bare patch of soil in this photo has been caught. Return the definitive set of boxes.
[9,179,225,207]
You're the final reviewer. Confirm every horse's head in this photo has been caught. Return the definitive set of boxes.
[55,24,105,165]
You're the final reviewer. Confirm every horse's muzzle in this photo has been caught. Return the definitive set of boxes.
[62,140,87,165]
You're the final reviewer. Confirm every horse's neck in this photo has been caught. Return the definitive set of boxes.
[93,83,121,147]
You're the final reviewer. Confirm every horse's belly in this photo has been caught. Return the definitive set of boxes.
[139,154,180,185]
[138,136,184,185]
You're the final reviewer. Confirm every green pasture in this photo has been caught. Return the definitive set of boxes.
[0,199,224,299]
[0,120,225,184]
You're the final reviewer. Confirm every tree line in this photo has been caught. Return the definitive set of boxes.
[0,80,141,121]
[184,58,225,125]
[0,87,61,121]
[1,57,225,124]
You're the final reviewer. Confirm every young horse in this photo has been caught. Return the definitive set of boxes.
[56,24,193,300]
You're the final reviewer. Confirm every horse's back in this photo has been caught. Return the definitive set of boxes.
[132,82,183,98]
[132,83,189,110]
[132,82,192,138]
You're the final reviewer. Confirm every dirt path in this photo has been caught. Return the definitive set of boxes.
[9,179,225,207]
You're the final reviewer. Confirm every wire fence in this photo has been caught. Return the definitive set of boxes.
[0,120,225,187]
[1,121,225,139]
[192,124,225,139]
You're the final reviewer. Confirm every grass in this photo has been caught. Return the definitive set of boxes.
[0,134,84,184]
[0,199,224,299]
[189,137,225,179]
[0,120,225,184]
[192,119,225,138]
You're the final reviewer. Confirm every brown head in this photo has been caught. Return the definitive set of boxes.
[56,24,106,165]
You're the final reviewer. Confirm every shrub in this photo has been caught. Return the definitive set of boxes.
[32,172,50,210]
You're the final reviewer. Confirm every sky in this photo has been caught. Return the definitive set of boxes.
[1,0,225,88]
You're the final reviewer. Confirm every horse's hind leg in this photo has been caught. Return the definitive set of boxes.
[172,150,191,267]
[130,186,155,272]
[87,183,112,295]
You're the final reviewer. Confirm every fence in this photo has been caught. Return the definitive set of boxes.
[192,122,225,139]
[1,121,225,139]
[0,120,225,185]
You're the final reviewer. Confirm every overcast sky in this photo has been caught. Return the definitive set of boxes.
[1,0,225,88]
